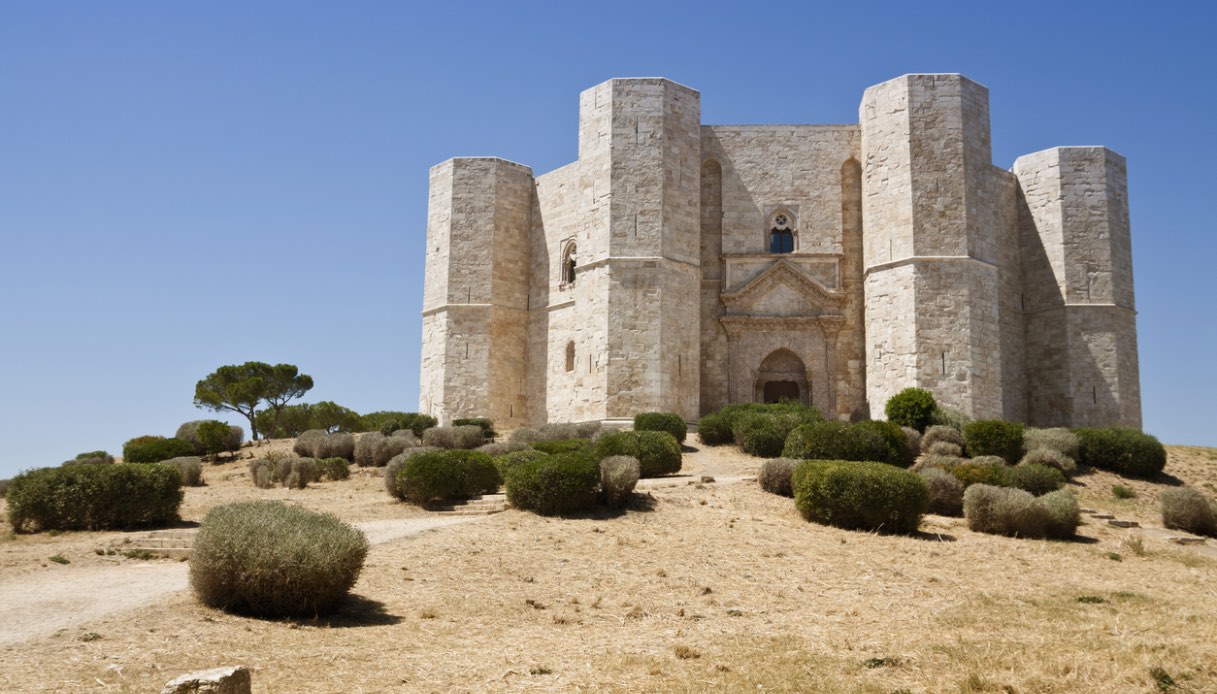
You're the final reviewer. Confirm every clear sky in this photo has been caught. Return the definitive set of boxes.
[2,1,1214,478]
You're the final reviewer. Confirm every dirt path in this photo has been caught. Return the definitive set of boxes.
[0,515,481,648]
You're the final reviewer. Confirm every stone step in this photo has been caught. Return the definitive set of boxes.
[1169,537,1207,546]
[1108,519,1140,528]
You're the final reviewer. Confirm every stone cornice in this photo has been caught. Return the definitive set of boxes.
[863,255,998,276]
[719,314,846,337]
[720,258,846,313]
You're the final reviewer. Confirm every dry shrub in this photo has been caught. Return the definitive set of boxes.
[902,426,922,457]
[594,430,682,477]
[248,455,319,489]
[1160,487,1217,537]
[318,457,350,481]
[511,421,601,444]
[354,432,414,467]
[493,448,550,481]
[1008,463,1066,496]
[163,456,204,486]
[758,458,799,497]
[1024,428,1080,459]
[963,484,1078,539]
[422,425,485,450]
[64,451,115,466]
[1020,447,1078,478]
[294,430,355,460]
[189,500,368,618]
[926,441,963,457]
[599,455,640,507]
[922,425,966,453]
[478,441,529,456]
[920,467,964,516]
[910,454,965,473]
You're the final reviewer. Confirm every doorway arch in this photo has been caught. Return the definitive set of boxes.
[754,349,810,405]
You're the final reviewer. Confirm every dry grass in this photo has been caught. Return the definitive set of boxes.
[0,443,1215,692]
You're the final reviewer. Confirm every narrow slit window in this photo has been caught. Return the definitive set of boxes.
[565,341,575,373]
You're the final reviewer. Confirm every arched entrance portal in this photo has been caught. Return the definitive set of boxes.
[754,349,810,406]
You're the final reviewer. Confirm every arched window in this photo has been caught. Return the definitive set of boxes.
[561,241,577,286]
[565,341,575,372]
[769,211,795,254]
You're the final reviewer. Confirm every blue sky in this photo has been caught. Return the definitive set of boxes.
[1,1,1214,478]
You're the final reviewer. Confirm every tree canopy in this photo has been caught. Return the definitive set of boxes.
[194,362,314,440]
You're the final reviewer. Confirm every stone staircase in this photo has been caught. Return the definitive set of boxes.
[430,493,508,516]
[111,529,198,560]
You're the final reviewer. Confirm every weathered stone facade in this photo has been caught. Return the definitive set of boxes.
[420,74,1142,429]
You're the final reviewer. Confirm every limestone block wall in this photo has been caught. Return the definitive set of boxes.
[1013,146,1141,427]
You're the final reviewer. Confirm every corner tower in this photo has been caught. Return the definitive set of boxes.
[860,74,1005,419]
[420,157,533,427]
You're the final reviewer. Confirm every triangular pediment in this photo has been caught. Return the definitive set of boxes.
[720,259,845,316]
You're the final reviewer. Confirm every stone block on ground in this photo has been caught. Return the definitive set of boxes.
[161,666,250,694]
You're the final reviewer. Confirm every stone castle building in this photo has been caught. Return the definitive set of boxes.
[420,74,1141,430]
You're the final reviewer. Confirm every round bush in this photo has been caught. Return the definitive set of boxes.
[1019,448,1077,478]
[600,455,640,508]
[1008,464,1066,496]
[66,450,115,466]
[734,413,795,458]
[1073,427,1166,478]
[453,417,496,440]
[422,425,486,450]
[318,457,350,481]
[6,464,182,532]
[1023,428,1080,459]
[361,411,437,438]
[950,460,1012,489]
[929,405,971,431]
[792,460,929,534]
[176,421,243,456]
[963,485,1078,539]
[854,420,913,467]
[593,430,681,477]
[781,421,890,464]
[493,448,550,480]
[1160,487,1217,537]
[394,449,500,505]
[295,430,355,461]
[884,388,937,432]
[758,458,798,497]
[505,452,600,516]
[189,501,369,618]
[911,454,965,473]
[963,420,1025,464]
[164,456,204,486]
[123,436,196,464]
[354,432,414,467]
[921,425,966,453]
[531,438,592,455]
[902,427,922,458]
[478,441,529,457]
[920,468,965,516]
[926,441,963,457]
[633,412,687,444]
[697,414,733,446]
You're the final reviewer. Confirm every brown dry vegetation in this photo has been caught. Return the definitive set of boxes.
[0,441,1215,693]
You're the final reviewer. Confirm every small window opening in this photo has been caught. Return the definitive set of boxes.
[561,242,577,286]
[565,341,575,372]
[768,212,795,254]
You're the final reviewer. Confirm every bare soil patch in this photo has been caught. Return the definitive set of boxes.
[1,441,1215,693]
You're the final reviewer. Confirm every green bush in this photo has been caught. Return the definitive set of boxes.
[394,450,499,506]
[353,432,414,467]
[493,448,550,480]
[510,421,602,444]
[176,421,243,456]
[382,449,438,500]
[122,436,196,464]
[599,455,640,508]
[792,460,929,534]
[361,411,437,438]
[1160,487,1217,537]
[758,458,798,497]
[593,431,682,477]
[716,402,824,445]
[633,412,687,444]
[478,441,529,456]
[453,418,496,440]
[696,413,733,446]
[884,388,937,432]
[920,468,964,516]
[505,452,600,516]
[294,430,356,460]
[1073,427,1166,478]
[422,425,485,450]
[189,501,368,618]
[963,485,1078,539]
[531,438,592,455]
[6,464,182,532]
[929,405,971,431]
[854,420,913,467]
[66,450,115,466]
[318,457,350,481]
[1020,448,1078,478]
[164,457,204,486]
[734,413,801,458]
[0,479,8,498]
[781,421,890,464]
[1112,484,1136,500]
[1008,464,1066,496]
[963,420,1025,464]
[922,425,966,453]
[1024,428,1080,459]
[950,460,1013,489]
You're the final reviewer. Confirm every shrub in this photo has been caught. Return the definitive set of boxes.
[532,438,592,455]
[163,457,204,486]
[1024,428,1080,459]
[1019,448,1078,478]
[512,421,602,444]
[697,414,733,446]
[854,420,914,467]
[930,405,971,431]
[792,460,929,534]
[67,451,115,466]
[1074,427,1166,478]
[422,425,485,450]
[593,431,681,477]
[911,454,965,473]
[781,421,890,464]
[926,441,963,457]
[963,485,1079,539]
[394,449,499,505]
[294,430,355,460]
[361,411,437,438]
[249,455,319,489]
[353,432,414,467]
[1008,464,1066,496]
[734,413,800,458]
[963,420,1025,464]
[633,412,687,444]
[951,460,1012,489]
[176,421,242,456]
[599,456,640,508]
[717,402,824,443]
[920,468,965,516]
[1160,487,1217,537]
[758,458,798,497]
[453,418,496,440]
[249,458,274,489]
[189,501,368,618]
[921,425,966,453]
[884,388,937,432]
[6,464,182,532]
[493,448,550,480]
[122,436,196,464]
[505,452,601,516]
[0,479,8,497]
[902,427,922,458]
[318,457,350,481]
[478,441,529,456]
[1111,484,1136,500]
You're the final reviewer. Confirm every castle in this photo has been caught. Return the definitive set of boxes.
[419,74,1141,430]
